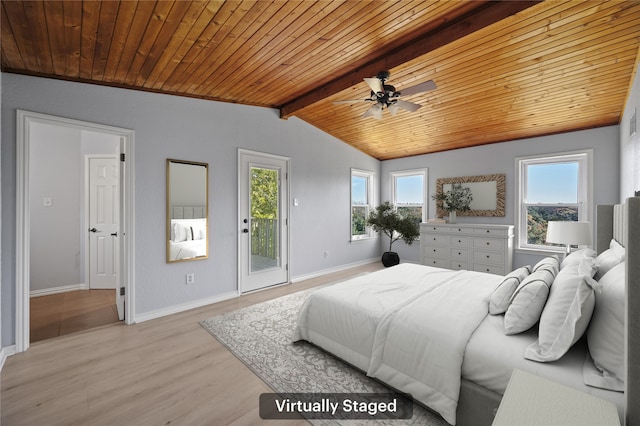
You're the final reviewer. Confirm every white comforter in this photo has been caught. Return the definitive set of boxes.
[293,263,501,425]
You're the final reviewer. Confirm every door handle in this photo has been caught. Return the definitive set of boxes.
[243,229,249,233]
[89,227,99,233]
[111,232,118,237]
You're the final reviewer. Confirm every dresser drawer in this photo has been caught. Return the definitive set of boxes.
[473,237,505,251]
[423,257,449,268]
[473,227,509,237]
[425,246,449,259]
[423,233,451,246]
[450,260,471,271]
[473,250,504,266]
[450,236,472,247]
[450,248,470,260]
[474,263,505,275]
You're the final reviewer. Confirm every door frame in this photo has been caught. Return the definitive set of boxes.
[237,149,291,293]
[16,110,136,353]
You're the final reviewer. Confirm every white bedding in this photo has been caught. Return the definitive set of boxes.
[293,263,502,424]
[463,314,625,421]
[169,239,206,260]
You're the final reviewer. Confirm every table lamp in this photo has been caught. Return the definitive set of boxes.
[546,221,592,257]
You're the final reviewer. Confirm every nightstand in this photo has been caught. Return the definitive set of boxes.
[492,369,620,426]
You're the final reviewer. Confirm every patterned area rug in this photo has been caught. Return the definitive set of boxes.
[200,286,449,426]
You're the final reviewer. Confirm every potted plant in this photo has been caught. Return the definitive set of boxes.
[367,201,420,267]
[432,183,473,223]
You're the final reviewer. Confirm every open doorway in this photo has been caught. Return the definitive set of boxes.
[16,111,135,351]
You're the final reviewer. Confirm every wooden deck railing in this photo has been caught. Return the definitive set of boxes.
[251,218,278,259]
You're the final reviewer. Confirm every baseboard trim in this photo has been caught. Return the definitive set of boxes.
[291,258,379,283]
[0,345,17,371]
[30,283,89,298]
[133,291,239,323]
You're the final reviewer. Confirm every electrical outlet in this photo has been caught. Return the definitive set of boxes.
[186,273,195,285]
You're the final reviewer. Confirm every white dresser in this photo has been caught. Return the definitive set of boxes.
[420,222,514,275]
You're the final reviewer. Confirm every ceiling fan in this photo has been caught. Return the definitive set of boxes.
[334,71,437,120]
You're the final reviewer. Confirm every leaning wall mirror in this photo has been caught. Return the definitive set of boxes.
[435,173,506,217]
[166,159,209,262]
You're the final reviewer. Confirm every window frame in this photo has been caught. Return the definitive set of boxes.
[515,150,593,253]
[350,168,375,241]
[390,168,428,223]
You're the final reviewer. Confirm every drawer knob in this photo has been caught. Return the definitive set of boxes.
[486,242,490,245]
[486,255,490,259]
[458,239,461,243]
[486,268,490,272]
[433,249,436,252]
[486,230,490,233]
[458,228,461,232]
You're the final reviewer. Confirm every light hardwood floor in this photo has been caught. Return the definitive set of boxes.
[2,262,384,426]
[30,289,120,343]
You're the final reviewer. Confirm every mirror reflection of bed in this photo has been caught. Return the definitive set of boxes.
[166,159,208,263]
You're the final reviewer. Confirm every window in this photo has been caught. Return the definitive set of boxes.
[391,169,427,224]
[351,168,374,240]
[516,151,592,251]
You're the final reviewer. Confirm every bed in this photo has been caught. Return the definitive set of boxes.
[293,197,639,425]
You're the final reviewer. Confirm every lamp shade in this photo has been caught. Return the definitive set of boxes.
[546,221,592,246]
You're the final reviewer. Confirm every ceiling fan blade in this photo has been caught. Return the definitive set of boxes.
[396,99,422,112]
[364,77,384,95]
[400,80,437,96]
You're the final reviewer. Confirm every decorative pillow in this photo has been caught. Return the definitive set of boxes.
[524,257,599,362]
[489,266,531,315]
[561,248,596,269]
[503,268,555,335]
[532,255,560,275]
[594,240,625,280]
[584,262,625,391]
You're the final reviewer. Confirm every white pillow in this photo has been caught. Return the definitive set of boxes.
[561,248,596,269]
[525,257,599,362]
[489,266,531,315]
[532,255,560,275]
[504,268,555,335]
[584,262,625,391]
[594,239,625,280]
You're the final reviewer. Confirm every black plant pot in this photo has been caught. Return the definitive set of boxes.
[381,251,400,267]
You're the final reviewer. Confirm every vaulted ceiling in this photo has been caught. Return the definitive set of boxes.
[2,1,639,160]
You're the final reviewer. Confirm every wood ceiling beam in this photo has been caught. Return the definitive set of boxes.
[279,0,542,119]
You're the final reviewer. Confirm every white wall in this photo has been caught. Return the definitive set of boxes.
[380,126,620,268]
[29,123,82,291]
[1,73,380,346]
[620,63,640,200]
[28,123,121,293]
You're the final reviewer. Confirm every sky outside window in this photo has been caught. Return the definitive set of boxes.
[527,162,578,203]
[396,175,424,204]
[352,176,367,205]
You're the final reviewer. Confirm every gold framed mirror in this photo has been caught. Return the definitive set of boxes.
[435,173,506,217]
[166,159,209,262]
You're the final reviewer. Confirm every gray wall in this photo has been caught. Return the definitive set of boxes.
[620,60,640,200]
[1,73,380,346]
[380,126,620,268]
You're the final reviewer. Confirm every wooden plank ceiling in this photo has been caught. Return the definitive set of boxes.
[2,0,639,160]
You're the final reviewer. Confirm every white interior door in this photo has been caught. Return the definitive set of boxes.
[89,157,119,290]
[239,150,289,293]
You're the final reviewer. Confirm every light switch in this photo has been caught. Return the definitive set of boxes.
[42,197,52,207]
[293,198,299,206]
